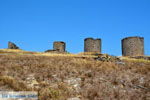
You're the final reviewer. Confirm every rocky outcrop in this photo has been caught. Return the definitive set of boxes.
[8,42,19,49]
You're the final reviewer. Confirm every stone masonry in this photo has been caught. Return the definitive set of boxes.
[122,36,144,56]
[84,38,101,53]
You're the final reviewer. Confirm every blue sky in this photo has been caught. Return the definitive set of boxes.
[0,0,150,55]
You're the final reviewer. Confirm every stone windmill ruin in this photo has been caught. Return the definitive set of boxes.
[6,36,146,57]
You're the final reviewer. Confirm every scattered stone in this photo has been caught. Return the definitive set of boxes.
[64,78,81,92]
[45,49,58,53]
[130,56,150,60]
[25,74,39,88]
[8,41,19,49]
[115,61,125,65]
[45,49,68,54]
[94,54,122,62]
[67,97,80,100]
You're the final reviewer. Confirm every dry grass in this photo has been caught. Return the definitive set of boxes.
[0,49,96,58]
[0,76,30,91]
[0,49,149,100]
[121,56,150,63]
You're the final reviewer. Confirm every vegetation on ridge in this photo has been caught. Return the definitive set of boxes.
[0,49,149,100]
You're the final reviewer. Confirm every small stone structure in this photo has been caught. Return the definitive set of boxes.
[53,41,66,52]
[122,36,144,56]
[45,49,58,53]
[8,41,19,49]
[84,38,101,53]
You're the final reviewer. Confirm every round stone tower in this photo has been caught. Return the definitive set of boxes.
[84,38,101,53]
[122,36,144,56]
[53,41,66,52]
[94,39,101,53]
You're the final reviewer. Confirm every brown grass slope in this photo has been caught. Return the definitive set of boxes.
[0,49,150,100]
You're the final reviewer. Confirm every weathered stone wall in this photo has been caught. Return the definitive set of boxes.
[94,39,101,53]
[53,41,66,52]
[84,38,101,53]
[8,42,19,49]
[122,36,144,56]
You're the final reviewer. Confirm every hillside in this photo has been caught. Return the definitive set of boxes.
[0,49,150,100]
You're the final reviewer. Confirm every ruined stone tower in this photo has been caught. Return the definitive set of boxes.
[84,38,101,53]
[8,41,19,49]
[53,41,66,52]
[122,36,144,56]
